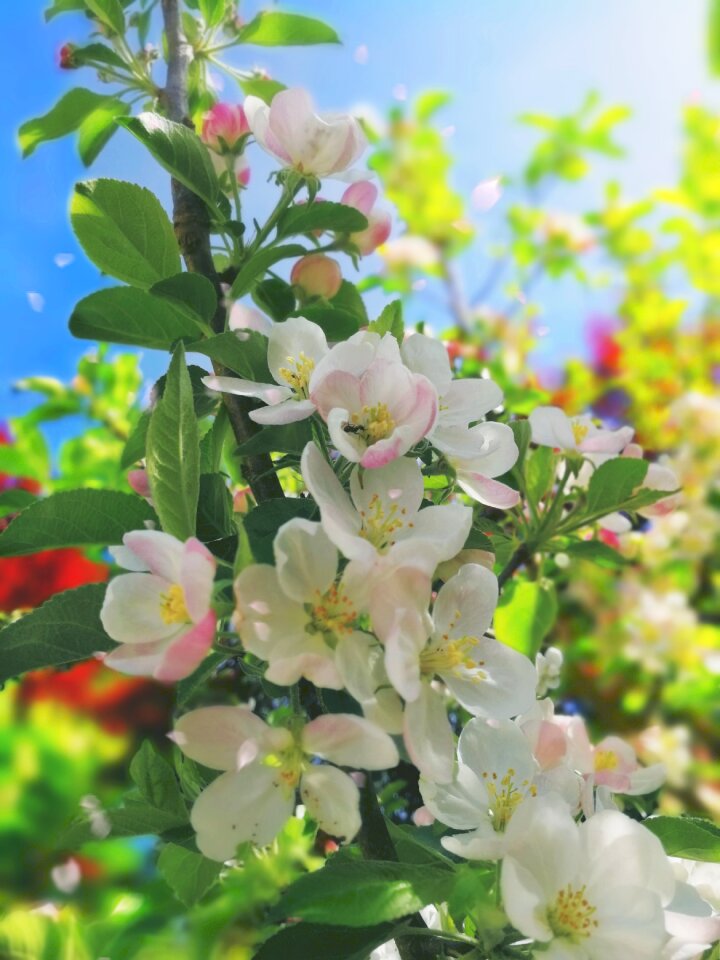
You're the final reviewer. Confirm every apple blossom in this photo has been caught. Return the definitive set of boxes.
[501,797,675,960]
[100,530,217,682]
[201,103,250,154]
[420,718,573,860]
[290,253,343,300]
[341,181,392,254]
[663,861,720,959]
[309,331,438,468]
[379,235,440,270]
[171,705,398,860]
[244,88,366,178]
[228,303,273,336]
[203,315,328,425]
[233,517,367,689]
[529,405,634,455]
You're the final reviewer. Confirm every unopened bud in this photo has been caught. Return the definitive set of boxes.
[201,103,250,154]
[290,254,342,300]
[59,43,78,69]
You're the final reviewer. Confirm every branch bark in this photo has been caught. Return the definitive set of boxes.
[160,0,282,503]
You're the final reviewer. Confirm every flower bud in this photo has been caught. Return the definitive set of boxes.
[290,254,342,300]
[201,103,250,154]
[341,182,391,255]
[59,43,78,69]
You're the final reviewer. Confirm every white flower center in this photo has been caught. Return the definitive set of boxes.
[358,493,411,552]
[347,402,396,445]
[480,767,537,831]
[548,884,598,942]
[278,353,315,398]
[265,744,306,798]
[307,584,357,643]
[419,635,486,681]
[594,749,619,772]
[159,584,191,625]
[571,419,590,445]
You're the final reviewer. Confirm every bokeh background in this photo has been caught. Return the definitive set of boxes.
[1,2,719,957]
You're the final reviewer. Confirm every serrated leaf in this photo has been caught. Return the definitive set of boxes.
[277,202,367,239]
[198,0,224,27]
[271,860,455,926]
[151,272,217,324]
[586,457,648,516]
[157,843,221,906]
[525,445,556,507]
[70,286,204,350]
[0,489,37,518]
[0,489,155,557]
[295,304,360,340]
[236,420,312,457]
[85,0,125,33]
[72,179,180,287]
[0,583,113,683]
[130,741,188,820]
[230,244,306,299]
[146,344,200,540]
[120,113,220,212]
[19,88,110,157]
[562,540,627,568]
[643,816,720,862]
[368,300,403,341]
[120,411,150,468]
[66,41,125,70]
[494,578,557,658]
[238,76,286,103]
[331,280,368,323]
[45,0,87,21]
[189,331,270,380]
[237,11,340,46]
[252,277,296,321]
[244,498,316,564]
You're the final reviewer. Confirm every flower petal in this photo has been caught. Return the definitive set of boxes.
[101,573,177,644]
[301,765,361,842]
[433,563,498,640]
[302,714,399,769]
[273,517,338,603]
[403,684,455,783]
[174,704,289,771]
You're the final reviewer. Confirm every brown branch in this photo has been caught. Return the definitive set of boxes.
[160,0,282,503]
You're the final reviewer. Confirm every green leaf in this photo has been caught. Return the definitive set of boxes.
[710,0,720,75]
[130,741,188,820]
[238,76,286,103]
[70,286,204,350]
[562,540,627,568]
[236,420,312,457]
[0,489,155,557]
[525,445,557,507]
[157,843,221,906]
[331,280,368,324]
[71,179,180,288]
[119,113,220,212]
[0,908,90,960]
[196,473,236,562]
[61,799,190,848]
[0,489,37,519]
[18,88,110,157]
[277,202,367,240]
[0,583,113,683]
[245,498,316,564]
[254,923,397,960]
[368,300,403,341]
[585,457,648,516]
[190,331,270,380]
[386,821,455,866]
[45,0,87,21]
[237,12,340,46]
[77,97,130,166]
[230,244,307,299]
[85,0,125,34]
[271,860,455,926]
[252,277,296,321]
[643,816,720,862]
[146,345,200,540]
[151,273,217,325]
[120,412,150,468]
[66,41,126,70]
[198,0,225,27]
[509,419,531,471]
[297,304,360,340]
[494,578,557,658]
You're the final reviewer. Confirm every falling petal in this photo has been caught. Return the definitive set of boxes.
[392,84,407,101]
[54,253,74,268]
[27,292,45,312]
[354,44,369,64]
[471,177,502,213]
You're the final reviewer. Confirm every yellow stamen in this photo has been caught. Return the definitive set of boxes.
[594,749,619,772]
[548,884,598,941]
[278,353,315,397]
[264,745,306,797]
[480,768,537,831]
[159,584,191,625]
[571,419,590,445]
[309,584,357,641]
[348,402,396,444]
[358,493,406,552]
[419,636,484,678]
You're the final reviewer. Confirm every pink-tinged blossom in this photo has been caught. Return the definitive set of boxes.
[501,798,675,959]
[203,316,328,425]
[291,253,343,299]
[234,517,367,689]
[309,331,438,468]
[127,467,152,504]
[228,303,273,337]
[100,531,217,682]
[172,706,398,860]
[244,88,366,177]
[400,333,519,507]
[341,181,392,254]
[201,103,250,154]
[529,405,634,454]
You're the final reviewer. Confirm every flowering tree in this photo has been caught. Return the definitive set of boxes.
[3,2,720,958]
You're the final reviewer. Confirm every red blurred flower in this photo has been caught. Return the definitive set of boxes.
[0,548,108,612]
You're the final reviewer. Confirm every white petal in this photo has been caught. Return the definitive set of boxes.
[419,763,489,830]
[433,563,498,640]
[404,502,473,563]
[250,397,316,425]
[301,765,361,842]
[443,637,537,720]
[122,529,185,581]
[335,631,383,703]
[267,315,329,384]
[437,378,503,426]
[300,442,365,558]
[273,517,338,603]
[403,685,455,783]
[400,333,453,394]
[174,705,290,771]
[191,766,294,860]
[529,406,577,451]
[234,564,310,658]
[202,375,292,405]
[349,455,424,521]
[302,714,399,770]
[100,573,177,644]
[458,717,537,785]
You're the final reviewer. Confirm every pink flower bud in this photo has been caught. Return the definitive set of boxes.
[291,254,342,300]
[235,153,250,187]
[341,181,392,255]
[201,103,250,154]
[127,468,153,503]
[233,486,252,514]
[59,43,77,69]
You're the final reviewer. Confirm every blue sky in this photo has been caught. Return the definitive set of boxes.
[1,0,716,427]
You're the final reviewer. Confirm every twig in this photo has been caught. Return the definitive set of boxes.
[160,0,282,503]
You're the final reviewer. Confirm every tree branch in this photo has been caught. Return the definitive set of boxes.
[160,0,282,503]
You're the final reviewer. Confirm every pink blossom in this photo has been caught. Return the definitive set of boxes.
[341,182,392,254]
[101,530,217,682]
[201,103,250,154]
